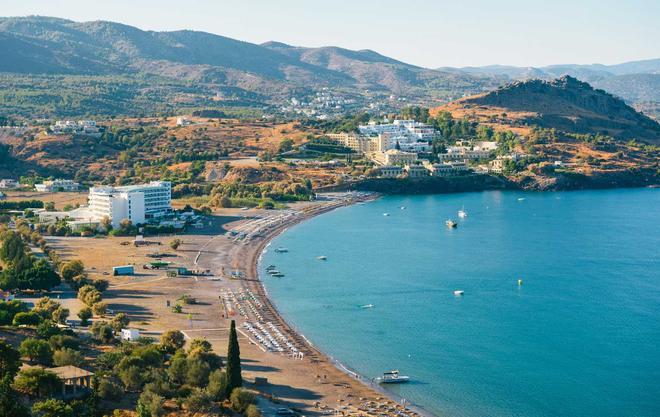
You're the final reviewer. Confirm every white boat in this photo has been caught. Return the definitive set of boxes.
[454,290,464,296]
[383,213,390,217]
[517,198,526,201]
[446,219,457,228]
[376,370,410,384]
[400,206,406,210]
[360,304,374,309]
[317,256,327,261]
[458,207,467,218]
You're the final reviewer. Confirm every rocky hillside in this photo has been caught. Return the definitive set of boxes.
[0,16,493,104]
[445,76,660,143]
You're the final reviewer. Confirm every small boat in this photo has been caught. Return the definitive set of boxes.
[454,290,464,296]
[400,206,406,210]
[383,213,390,217]
[517,197,525,201]
[518,279,523,286]
[267,269,281,275]
[376,370,410,384]
[274,247,289,253]
[446,219,457,228]
[265,265,277,271]
[458,206,467,218]
[317,256,327,261]
[271,273,285,278]
[360,304,374,309]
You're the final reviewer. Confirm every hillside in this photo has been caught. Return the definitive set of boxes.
[437,76,660,143]
[0,16,496,117]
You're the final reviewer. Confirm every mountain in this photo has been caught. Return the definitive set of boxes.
[439,59,660,115]
[435,76,660,143]
[0,15,496,114]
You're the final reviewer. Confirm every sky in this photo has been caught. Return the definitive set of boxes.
[3,0,659,68]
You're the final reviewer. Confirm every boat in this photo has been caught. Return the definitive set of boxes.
[265,265,277,271]
[458,206,467,218]
[400,206,406,210]
[267,269,281,275]
[360,304,374,309]
[376,370,410,384]
[517,197,526,201]
[317,256,327,261]
[383,213,390,217]
[446,219,458,228]
[271,273,285,278]
[454,290,464,296]
[274,247,289,253]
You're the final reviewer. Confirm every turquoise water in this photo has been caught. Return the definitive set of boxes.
[260,189,660,417]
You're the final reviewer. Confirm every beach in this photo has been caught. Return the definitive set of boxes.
[187,192,430,417]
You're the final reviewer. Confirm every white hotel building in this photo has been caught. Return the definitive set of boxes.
[88,181,171,227]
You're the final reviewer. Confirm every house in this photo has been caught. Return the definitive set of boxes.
[376,166,403,178]
[121,328,140,341]
[49,366,94,397]
[176,117,192,126]
[0,179,19,189]
[35,179,80,192]
[404,164,429,178]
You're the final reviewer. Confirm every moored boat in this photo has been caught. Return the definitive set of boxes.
[376,370,410,384]
[446,219,457,228]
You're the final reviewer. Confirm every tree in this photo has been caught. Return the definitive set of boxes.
[246,404,263,417]
[53,348,84,367]
[32,399,73,417]
[169,239,182,250]
[136,390,164,417]
[49,335,79,351]
[225,320,242,396]
[77,307,92,326]
[100,216,112,231]
[230,388,256,413]
[0,340,21,379]
[91,302,107,317]
[188,338,212,353]
[278,138,294,154]
[12,368,60,399]
[96,378,123,401]
[206,370,227,401]
[12,311,42,326]
[160,330,185,353]
[167,356,188,385]
[119,366,144,392]
[186,358,210,387]
[185,388,213,413]
[110,313,130,332]
[36,320,61,339]
[52,307,69,324]
[89,321,114,343]
[0,375,30,417]
[19,338,52,365]
[60,260,84,282]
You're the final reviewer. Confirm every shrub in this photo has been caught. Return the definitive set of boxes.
[53,348,84,367]
[36,321,61,339]
[0,340,21,379]
[206,370,227,401]
[51,307,69,324]
[77,307,92,326]
[119,366,144,392]
[49,335,79,351]
[32,398,73,417]
[136,390,164,417]
[60,260,84,281]
[186,358,210,387]
[230,388,256,413]
[90,321,114,343]
[246,404,263,417]
[185,388,213,413]
[96,378,123,401]
[160,330,185,353]
[110,313,130,332]
[92,302,107,317]
[167,357,188,386]
[19,338,52,365]
[12,368,60,399]
[12,311,42,326]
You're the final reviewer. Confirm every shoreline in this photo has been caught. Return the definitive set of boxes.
[234,193,435,417]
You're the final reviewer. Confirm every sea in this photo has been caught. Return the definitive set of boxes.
[260,189,660,417]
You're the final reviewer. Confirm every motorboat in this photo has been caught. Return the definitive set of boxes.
[454,290,464,296]
[446,219,458,228]
[376,370,410,384]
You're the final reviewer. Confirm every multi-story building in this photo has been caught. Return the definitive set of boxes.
[376,166,403,178]
[404,164,429,178]
[50,120,99,135]
[88,181,171,227]
[35,179,80,192]
[0,179,19,189]
[424,161,470,176]
[373,149,419,166]
[438,141,498,161]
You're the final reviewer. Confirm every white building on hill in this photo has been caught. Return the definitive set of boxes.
[88,181,171,227]
[35,179,80,192]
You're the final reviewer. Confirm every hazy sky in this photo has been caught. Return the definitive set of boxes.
[3,0,659,68]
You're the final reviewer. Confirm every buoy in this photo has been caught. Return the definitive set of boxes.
[518,279,523,286]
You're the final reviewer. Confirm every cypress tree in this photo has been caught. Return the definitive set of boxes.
[225,319,242,396]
